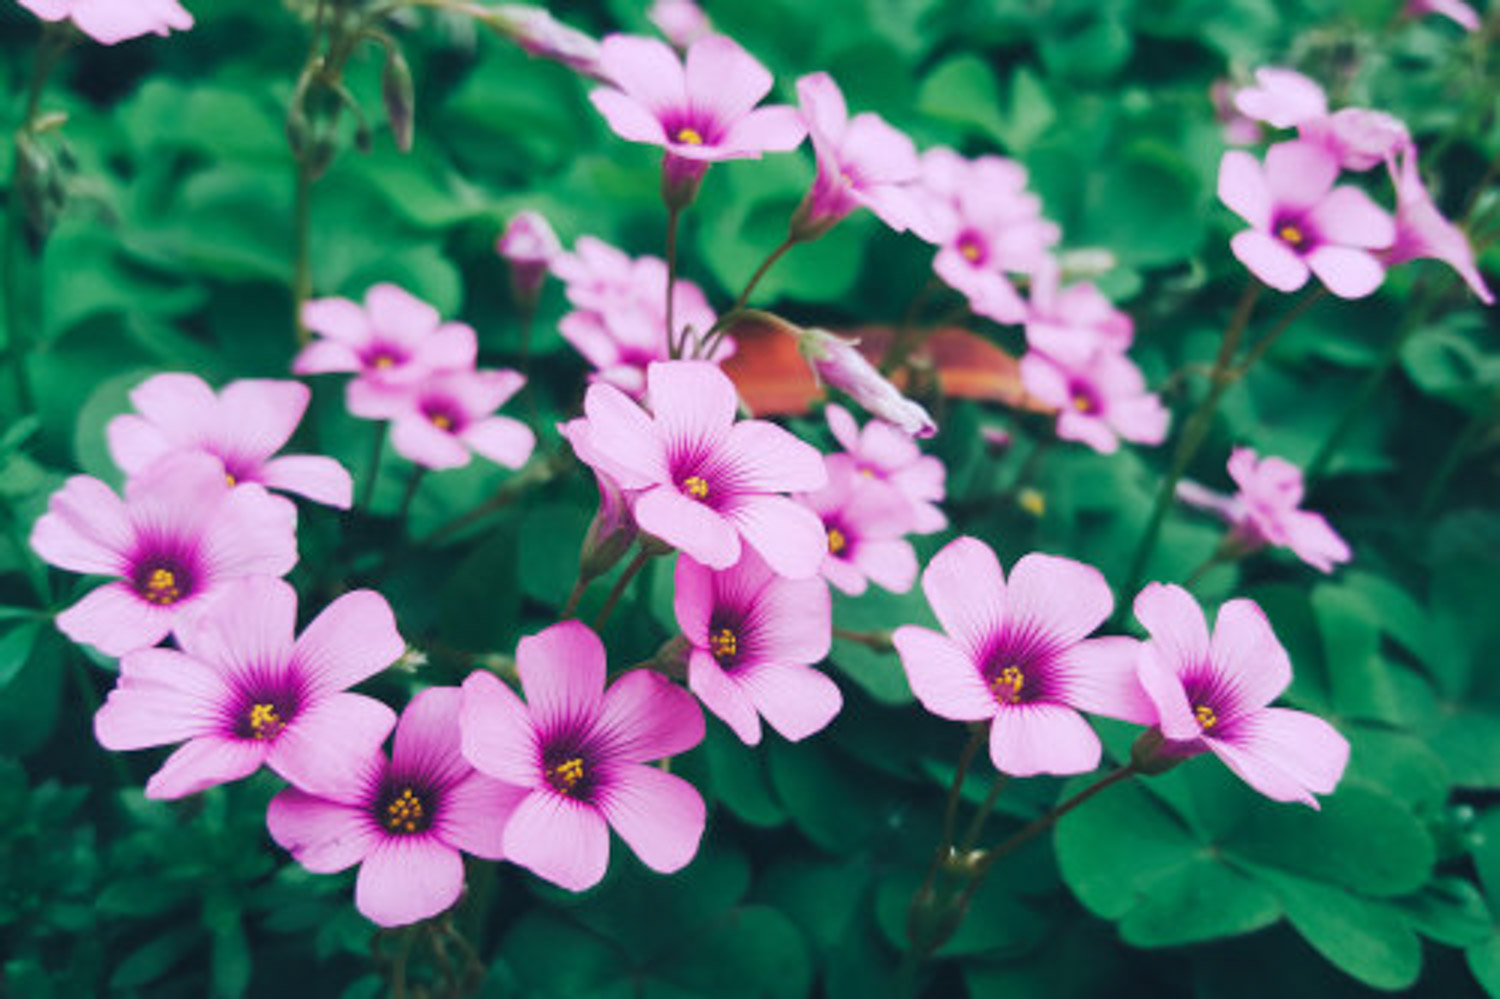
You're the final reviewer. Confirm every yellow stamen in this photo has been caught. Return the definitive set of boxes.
[1071,393,1094,413]
[385,787,425,833]
[224,473,237,487]
[247,703,283,740]
[142,567,182,606]
[549,757,585,794]
[710,627,738,664]
[373,355,395,369]
[959,240,981,262]
[1194,705,1218,730]
[990,664,1025,704]
[430,413,454,431]
[1277,224,1304,247]
[827,527,847,556]
[676,127,704,145]
[682,475,709,500]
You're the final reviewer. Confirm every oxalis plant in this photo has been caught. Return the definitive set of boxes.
[2,0,1499,996]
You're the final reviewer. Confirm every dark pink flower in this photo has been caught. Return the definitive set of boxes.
[1133,583,1349,808]
[792,72,927,237]
[1387,147,1495,305]
[497,211,562,301]
[1020,349,1168,455]
[18,0,192,44]
[675,549,838,745]
[94,578,402,798]
[588,33,806,190]
[1219,141,1396,298]
[1024,261,1134,367]
[893,538,1152,776]
[826,403,946,534]
[797,328,935,438]
[649,0,712,48]
[571,361,828,578]
[1232,67,1327,129]
[107,374,352,509]
[1227,448,1350,571]
[796,456,919,597]
[460,622,706,892]
[1406,0,1482,30]
[1299,107,1412,172]
[349,370,535,471]
[295,284,477,390]
[269,687,527,927]
[30,453,298,657]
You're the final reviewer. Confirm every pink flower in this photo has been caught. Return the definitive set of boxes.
[893,538,1152,777]
[460,622,706,892]
[1227,448,1351,572]
[1387,147,1495,305]
[551,236,639,311]
[497,211,562,302]
[1211,79,1263,146]
[825,403,946,534]
[1133,583,1349,808]
[791,72,927,237]
[295,284,477,390]
[649,0,712,48]
[571,361,828,578]
[588,33,805,191]
[107,374,352,509]
[675,549,839,745]
[18,0,192,44]
[1020,349,1168,455]
[796,456,919,597]
[30,453,297,657]
[487,5,605,79]
[1218,141,1396,298]
[1232,67,1327,130]
[269,687,527,927]
[911,148,1060,324]
[1406,0,1483,30]
[797,327,935,438]
[349,369,535,471]
[1024,261,1134,367]
[1299,107,1412,172]
[560,419,638,579]
[94,577,403,799]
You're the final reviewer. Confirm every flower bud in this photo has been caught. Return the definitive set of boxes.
[796,328,936,438]
[1129,727,1187,776]
[381,44,415,153]
[497,211,561,307]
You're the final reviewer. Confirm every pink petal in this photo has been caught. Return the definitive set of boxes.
[460,670,542,787]
[1305,246,1386,299]
[1264,140,1339,209]
[920,536,1005,656]
[293,588,406,696]
[851,538,918,594]
[1306,186,1396,249]
[1137,644,1199,742]
[1209,599,1292,714]
[597,668,705,762]
[988,703,1101,777]
[688,651,763,744]
[301,296,371,345]
[582,383,668,488]
[1230,230,1311,292]
[439,773,529,861]
[797,72,849,149]
[267,789,378,872]
[145,736,267,799]
[174,575,296,674]
[1209,707,1349,808]
[1058,636,1158,725]
[517,621,607,732]
[503,792,611,892]
[1005,553,1113,646]
[600,763,705,874]
[106,414,174,476]
[1282,510,1352,572]
[129,373,218,430]
[57,583,173,656]
[892,626,994,721]
[718,420,828,493]
[673,555,715,644]
[461,417,536,469]
[590,88,670,144]
[636,488,742,568]
[421,323,480,371]
[95,648,230,749]
[356,837,466,927]
[823,556,867,596]
[1055,409,1121,455]
[1133,583,1211,670]
[725,495,826,579]
[216,380,309,462]
[259,455,354,509]
[685,34,772,124]
[1217,150,1272,229]
[200,484,299,580]
[599,33,686,113]
[646,361,738,450]
[30,476,132,575]
[269,694,398,797]
[390,417,471,469]
[748,574,831,665]
[720,105,808,155]
[738,661,843,742]
[366,283,441,342]
[824,403,861,453]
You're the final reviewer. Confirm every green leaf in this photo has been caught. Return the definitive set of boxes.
[701,720,788,828]
[1398,877,1493,948]
[517,502,591,608]
[916,56,1008,141]
[654,906,813,999]
[766,737,885,854]
[1077,140,1205,267]
[1312,585,1404,723]
[109,926,203,990]
[0,620,41,691]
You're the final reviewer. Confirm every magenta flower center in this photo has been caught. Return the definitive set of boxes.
[1068,381,1102,415]
[421,398,464,433]
[1195,705,1219,730]
[546,755,587,795]
[1181,670,1235,735]
[676,127,705,145]
[681,475,710,501]
[990,664,1026,704]
[710,627,739,666]
[955,231,988,265]
[375,782,436,835]
[133,559,193,606]
[1272,214,1316,255]
[826,525,848,556]
[541,733,601,801]
[245,703,285,740]
[362,343,408,370]
[977,626,1060,707]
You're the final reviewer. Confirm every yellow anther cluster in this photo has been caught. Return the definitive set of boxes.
[385,788,425,833]
[1277,224,1305,247]
[827,527,847,556]
[676,127,705,145]
[373,354,395,369]
[248,703,283,740]
[1194,704,1218,730]
[430,413,454,431]
[549,757,586,794]
[1071,394,1095,413]
[710,627,738,663]
[225,473,237,487]
[990,665,1025,704]
[959,239,982,262]
[682,475,710,500]
[142,568,182,606]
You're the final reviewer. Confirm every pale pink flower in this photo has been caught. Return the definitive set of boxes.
[791,72,927,237]
[295,284,477,390]
[649,0,711,48]
[94,577,403,799]
[107,374,352,509]
[588,33,806,193]
[826,403,946,534]
[1226,448,1350,571]
[571,361,828,578]
[1299,107,1412,172]
[550,236,639,312]
[269,687,527,927]
[460,622,706,892]
[1020,349,1168,455]
[1406,0,1483,30]
[797,327,935,438]
[18,0,192,44]
[487,5,604,79]
[893,538,1152,776]
[1219,141,1396,298]
[1233,67,1327,129]
[675,549,839,745]
[1133,583,1349,808]
[797,456,919,597]
[497,211,562,302]
[1211,79,1263,146]
[30,453,297,657]
[1024,260,1134,367]
[1387,146,1495,305]
[348,369,535,471]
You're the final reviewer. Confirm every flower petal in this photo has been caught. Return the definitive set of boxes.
[688,651,763,744]
[1059,636,1158,725]
[738,661,843,742]
[581,382,668,488]
[517,620,607,733]
[294,589,406,697]
[1209,599,1292,714]
[1306,186,1396,249]
[718,420,828,493]
[1134,582,1212,671]
[724,495,826,579]
[637,487,741,568]
[892,625,993,721]
[1217,150,1272,229]
[461,418,536,469]
[269,693,397,797]
[988,703,1101,777]
[646,361,737,452]
[258,455,354,509]
[175,576,296,675]
[30,475,133,575]
[1305,246,1386,299]
[199,484,299,580]
[1230,230,1310,292]
[216,380,309,464]
[460,670,542,787]
[1209,707,1349,808]
[597,668,705,762]
[600,763,705,874]
[503,791,611,892]
[57,583,173,657]
[390,417,471,469]
[106,414,175,477]
[267,788,378,872]
[599,33,685,113]
[439,773,529,861]
[1005,552,1113,646]
[95,648,230,749]
[919,536,1005,656]
[1264,140,1339,209]
[684,34,772,124]
[1137,644,1199,741]
[145,736,267,799]
[356,837,466,927]
[590,88,670,144]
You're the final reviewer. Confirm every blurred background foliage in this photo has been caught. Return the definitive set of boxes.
[1,0,1499,995]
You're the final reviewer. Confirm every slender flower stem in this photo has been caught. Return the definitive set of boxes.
[957,773,1010,854]
[359,424,387,511]
[664,203,683,357]
[832,627,894,652]
[560,574,589,619]
[1182,547,1237,591]
[396,466,426,525]
[414,450,570,549]
[937,728,985,861]
[1004,435,1053,499]
[1228,286,1328,379]
[292,157,316,346]
[731,236,797,316]
[592,548,652,631]
[697,237,800,360]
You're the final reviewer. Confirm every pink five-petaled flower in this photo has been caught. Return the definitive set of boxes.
[1226,447,1350,572]
[295,284,478,390]
[94,577,402,799]
[1232,67,1327,130]
[1219,141,1397,298]
[588,33,805,196]
[1020,349,1168,455]
[573,360,828,578]
[1299,107,1412,173]
[107,373,353,509]
[1023,260,1134,368]
[826,403,946,534]
[1133,583,1349,808]
[497,210,563,303]
[349,369,535,471]
[796,456,919,597]
[893,538,1150,777]
[675,549,839,745]
[30,453,297,657]
[1387,147,1495,305]
[1406,0,1483,30]
[18,0,192,44]
[269,686,527,927]
[791,72,927,239]
[460,621,707,892]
